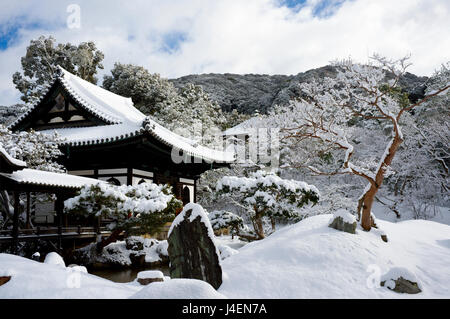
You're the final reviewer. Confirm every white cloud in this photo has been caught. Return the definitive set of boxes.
[0,0,449,105]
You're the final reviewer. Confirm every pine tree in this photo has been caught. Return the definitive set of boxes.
[216,170,319,240]
[13,36,104,104]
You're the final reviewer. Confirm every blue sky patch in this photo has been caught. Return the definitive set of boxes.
[159,31,188,54]
[278,0,346,16]
[0,24,21,50]
[0,19,62,51]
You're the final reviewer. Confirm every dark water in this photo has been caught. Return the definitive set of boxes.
[89,266,170,283]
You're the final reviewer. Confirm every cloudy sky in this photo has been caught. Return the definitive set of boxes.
[0,0,449,105]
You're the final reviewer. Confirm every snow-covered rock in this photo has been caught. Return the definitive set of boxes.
[329,209,357,234]
[44,252,66,268]
[137,270,165,285]
[380,267,422,294]
[130,279,226,299]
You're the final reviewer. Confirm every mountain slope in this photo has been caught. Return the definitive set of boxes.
[171,66,428,114]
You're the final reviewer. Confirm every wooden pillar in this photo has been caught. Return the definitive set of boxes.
[55,194,64,250]
[194,179,197,203]
[12,192,20,248]
[26,192,31,229]
[127,168,133,185]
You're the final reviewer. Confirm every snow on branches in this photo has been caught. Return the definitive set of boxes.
[208,210,244,238]
[269,55,449,231]
[216,170,319,239]
[64,182,182,248]
[0,124,65,173]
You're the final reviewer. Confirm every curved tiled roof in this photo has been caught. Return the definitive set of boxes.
[27,67,235,163]
[0,168,103,189]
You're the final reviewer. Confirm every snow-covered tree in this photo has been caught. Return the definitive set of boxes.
[208,210,244,239]
[380,63,450,218]
[64,182,182,251]
[0,125,65,173]
[103,63,226,147]
[269,55,449,231]
[216,170,319,240]
[0,125,65,225]
[13,36,104,104]
[102,62,179,114]
[153,83,227,147]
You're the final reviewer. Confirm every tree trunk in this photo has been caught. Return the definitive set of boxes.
[270,217,276,232]
[360,186,377,231]
[253,211,265,240]
[360,134,403,231]
[96,229,122,253]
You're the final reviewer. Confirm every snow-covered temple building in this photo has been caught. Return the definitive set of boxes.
[9,66,234,206]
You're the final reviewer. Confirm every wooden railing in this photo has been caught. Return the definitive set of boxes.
[0,226,111,243]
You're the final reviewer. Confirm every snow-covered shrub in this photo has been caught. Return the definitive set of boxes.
[64,182,182,250]
[216,170,319,240]
[125,236,145,251]
[209,210,244,238]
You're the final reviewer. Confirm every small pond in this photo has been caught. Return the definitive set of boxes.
[89,266,170,283]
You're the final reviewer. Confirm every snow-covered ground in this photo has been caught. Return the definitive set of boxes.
[0,253,140,298]
[372,201,450,226]
[1,214,449,298]
[218,214,450,298]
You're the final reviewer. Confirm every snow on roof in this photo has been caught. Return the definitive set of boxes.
[39,119,235,163]
[222,116,267,136]
[0,168,104,189]
[0,144,27,168]
[11,67,235,163]
[41,123,142,147]
[143,118,235,163]
[57,66,146,125]
[10,67,146,128]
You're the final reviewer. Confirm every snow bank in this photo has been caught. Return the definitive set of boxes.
[218,215,450,298]
[129,279,226,299]
[44,252,66,268]
[217,245,239,260]
[0,254,140,298]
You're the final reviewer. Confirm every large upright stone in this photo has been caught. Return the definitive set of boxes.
[168,203,222,289]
